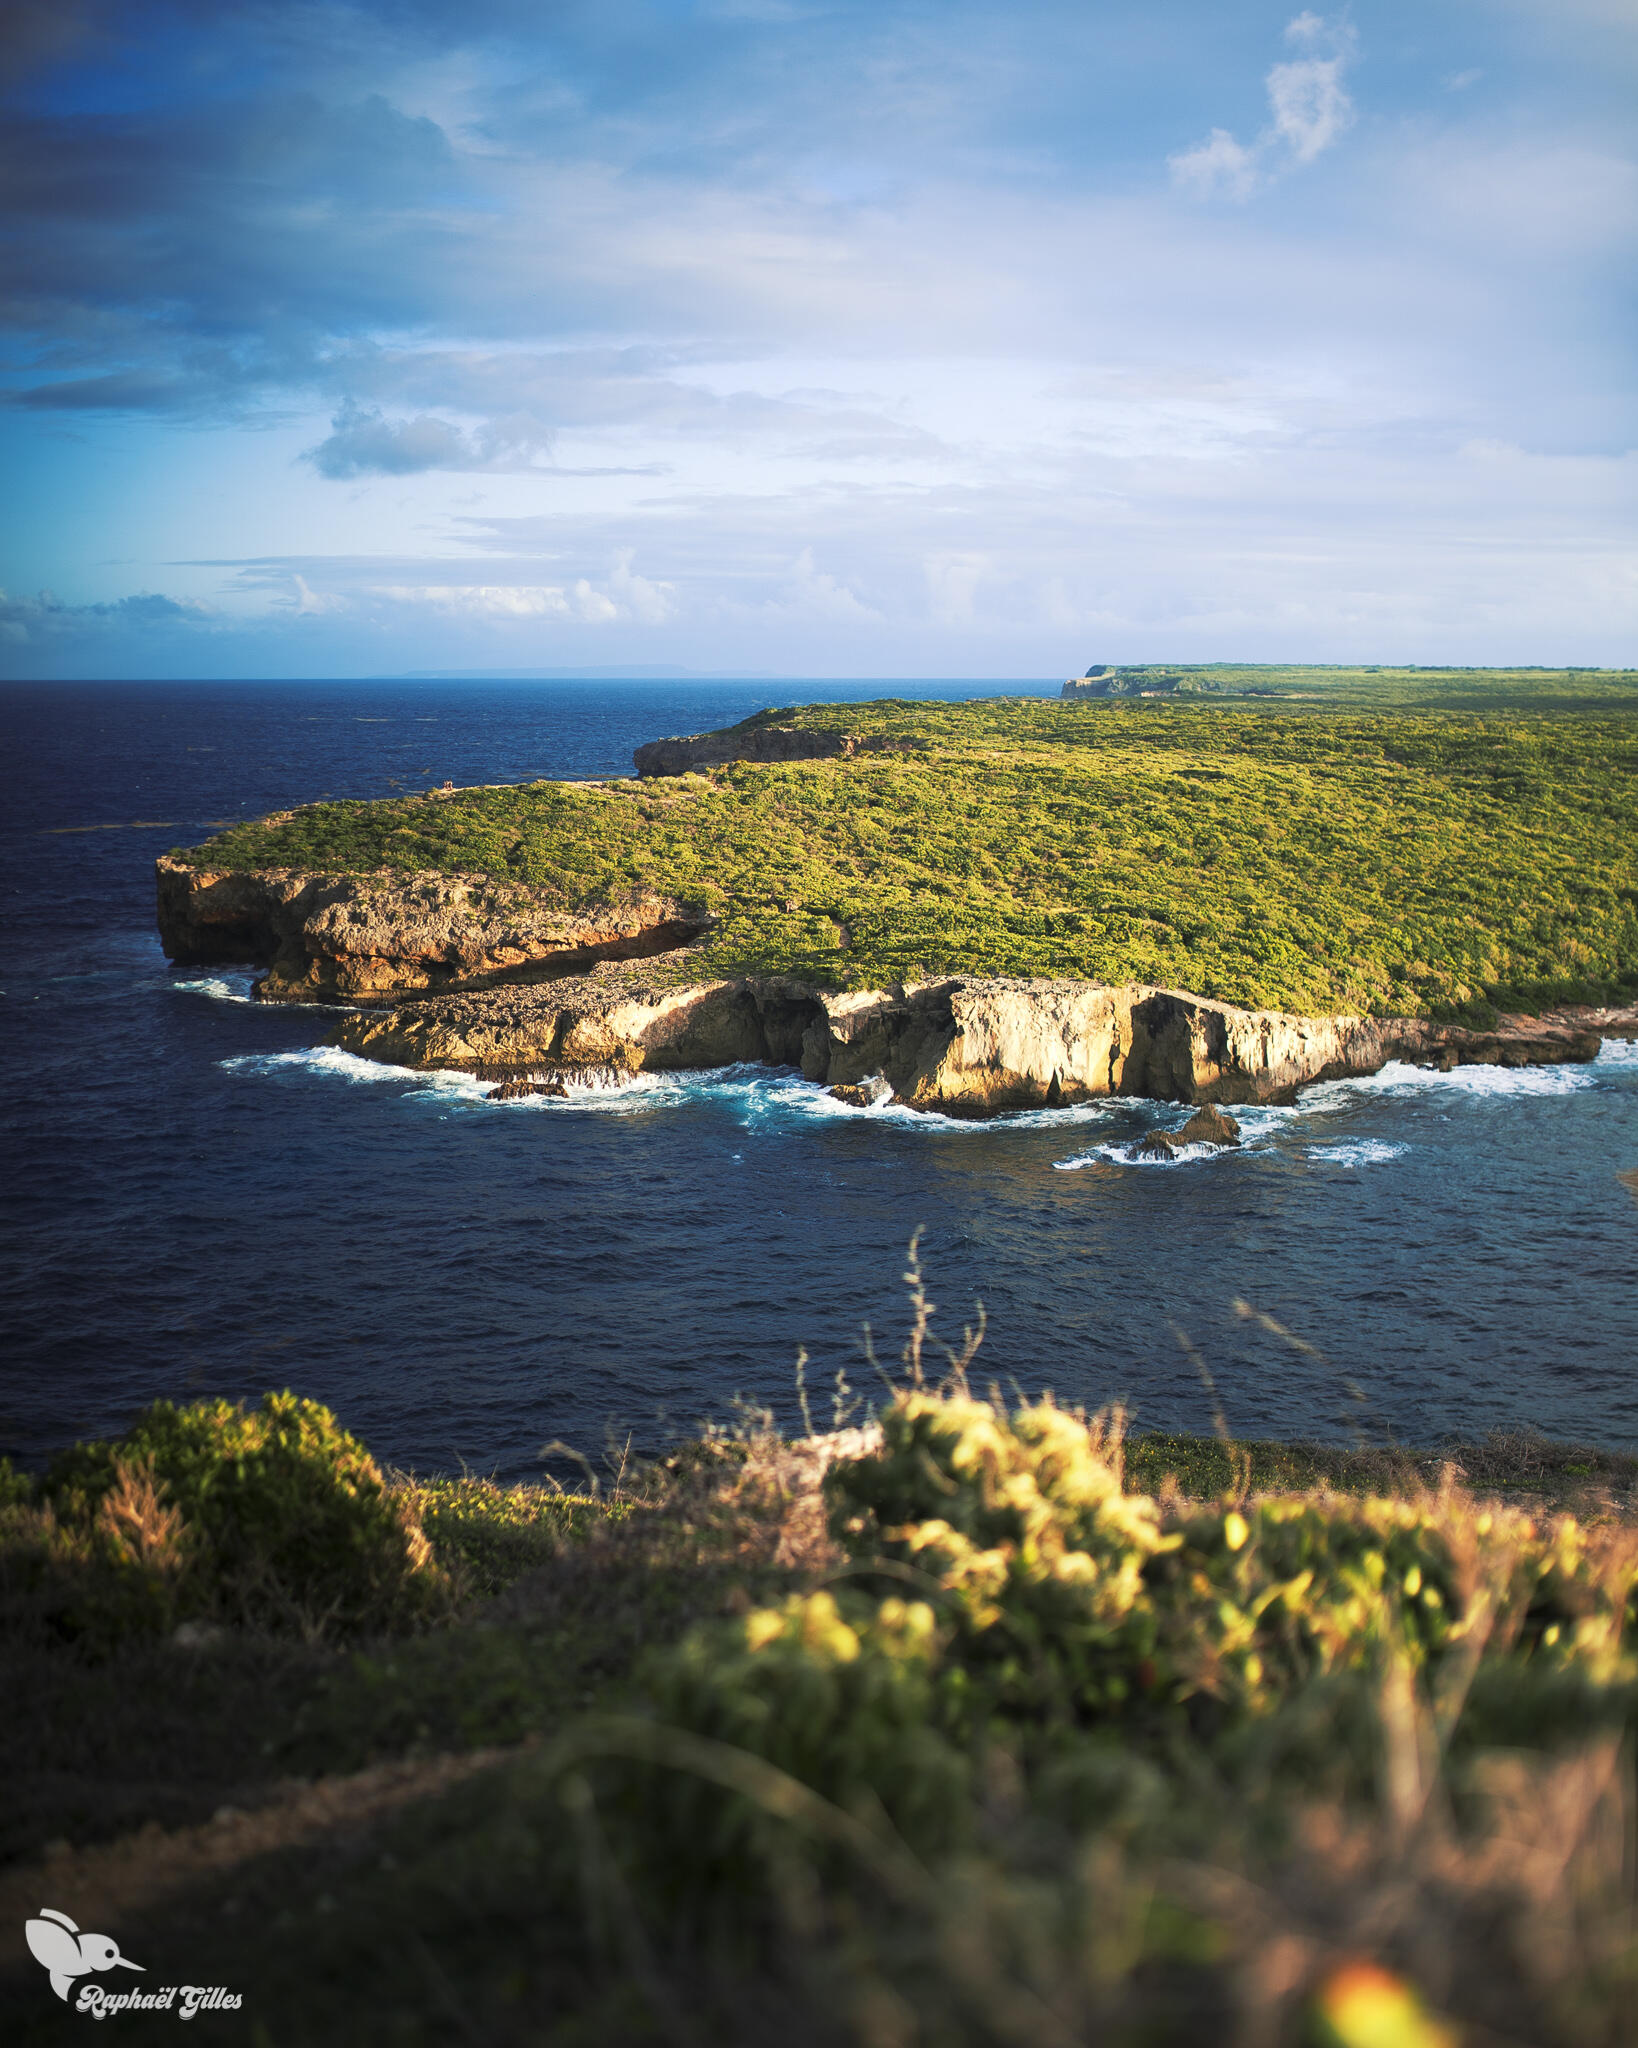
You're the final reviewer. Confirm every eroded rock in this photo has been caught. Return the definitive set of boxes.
[1175,1104,1243,1148]
[324,965,1617,1116]
[828,1074,894,1109]
[156,854,706,1003]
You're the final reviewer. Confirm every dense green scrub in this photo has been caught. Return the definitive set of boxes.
[173,687,1638,1015]
[1064,662,1638,712]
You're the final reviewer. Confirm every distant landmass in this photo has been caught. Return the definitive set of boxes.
[382,665,775,680]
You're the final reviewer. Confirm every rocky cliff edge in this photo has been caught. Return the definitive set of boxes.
[327,963,1608,1114]
[158,854,1617,1112]
[155,853,705,1002]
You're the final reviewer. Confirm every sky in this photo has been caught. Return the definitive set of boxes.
[1,0,1634,680]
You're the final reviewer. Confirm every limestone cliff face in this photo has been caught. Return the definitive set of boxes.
[333,966,820,1074]
[155,854,705,1003]
[632,726,915,777]
[809,979,1411,1111]
[326,964,1604,1110]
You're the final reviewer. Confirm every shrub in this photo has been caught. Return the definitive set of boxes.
[826,1391,1172,1717]
[36,1392,444,1642]
[632,1589,970,1885]
[389,1471,606,1599]
[604,1391,1638,1860]
[505,1392,1638,2043]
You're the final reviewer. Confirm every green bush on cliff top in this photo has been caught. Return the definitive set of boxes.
[171,692,1638,1015]
[8,1392,445,1644]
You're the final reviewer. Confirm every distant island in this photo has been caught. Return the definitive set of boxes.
[156,671,1638,1115]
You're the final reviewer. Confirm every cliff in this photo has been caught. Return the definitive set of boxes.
[329,962,1605,1113]
[155,854,704,1003]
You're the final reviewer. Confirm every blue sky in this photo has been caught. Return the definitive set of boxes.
[2,0,1633,679]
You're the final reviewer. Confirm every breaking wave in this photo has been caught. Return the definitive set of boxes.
[173,970,259,1005]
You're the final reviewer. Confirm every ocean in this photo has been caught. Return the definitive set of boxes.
[4,677,1636,1480]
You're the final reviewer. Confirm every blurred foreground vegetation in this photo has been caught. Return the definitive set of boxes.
[7,1351,1638,2045]
[173,677,1638,1016]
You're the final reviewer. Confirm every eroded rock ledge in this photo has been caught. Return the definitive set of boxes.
[327,962,1609,1114]
[156,855,705,1003]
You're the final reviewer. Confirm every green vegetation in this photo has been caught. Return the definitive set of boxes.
[1063,662,1638,712]
[6,1367,1638,2044]
[172,680,1638,1015]
[7,1392,447,1648]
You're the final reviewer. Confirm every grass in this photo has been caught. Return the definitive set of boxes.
[1062,662,1638,712]
[169,682,1638,1016]
[6,1344,1638,2045]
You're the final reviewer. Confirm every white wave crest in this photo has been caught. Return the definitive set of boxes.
[1308,1138,1406,1167]
[215,1046,1130,1134]
[1054,1139,1223,1172]
[1299,1055,1599,1112]
[219,1047,505,1109]
[174,971,258,1005]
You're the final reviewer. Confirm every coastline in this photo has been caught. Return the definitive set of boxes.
[325,960,1615,1114]
[155,854,1620,1113]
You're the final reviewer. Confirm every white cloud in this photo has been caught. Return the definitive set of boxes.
[369,566,668,625]
[1168,128,1262,201]
[774,547,881,620]
[1265,52,1354,164]
[303,402,554,478]
[373,584,575,618]
[1170,13,1355,198]
[608,549,676,624]
[0,585,214,642]
[924,552,987,625]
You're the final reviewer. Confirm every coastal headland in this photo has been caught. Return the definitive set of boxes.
[156,677,1638,1114]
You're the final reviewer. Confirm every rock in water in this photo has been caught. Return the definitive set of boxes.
[1176,1104,1242,1148]
[1132,1132,1178,1161]
[828,1073,893,1108]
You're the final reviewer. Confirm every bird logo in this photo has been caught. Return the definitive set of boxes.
[25,1908,145,2001]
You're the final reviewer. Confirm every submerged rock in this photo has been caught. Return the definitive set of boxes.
[1132,1132,1178,1161]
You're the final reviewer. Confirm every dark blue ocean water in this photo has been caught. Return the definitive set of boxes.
[4,678,1636,1479]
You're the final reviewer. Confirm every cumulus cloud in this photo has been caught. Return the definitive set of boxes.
[1266,38,1355,162]
[303,402,559,478]
[1167,128,1261,202]
[367,557,675,626]
[1171,13,1355,198]
[0,586,212,644]
[306,406,473,478]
